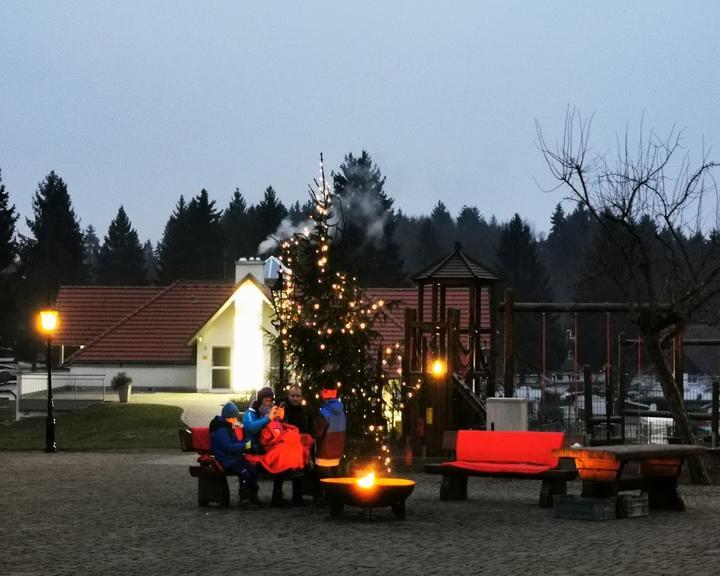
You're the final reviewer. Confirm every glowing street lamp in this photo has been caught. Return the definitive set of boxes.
[37,308,59,453]
[429,358,446,378]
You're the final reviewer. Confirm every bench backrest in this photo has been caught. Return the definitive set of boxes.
[181,426,243,454]
[456,430,565,467]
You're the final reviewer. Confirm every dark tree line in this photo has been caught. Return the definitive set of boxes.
[4,143,718,381]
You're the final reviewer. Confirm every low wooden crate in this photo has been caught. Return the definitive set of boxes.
[617,493,649,518]
[553,495,616,521]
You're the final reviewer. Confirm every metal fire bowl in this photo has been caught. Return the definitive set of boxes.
[321,478,416,519]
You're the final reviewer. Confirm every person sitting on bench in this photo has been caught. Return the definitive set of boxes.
[243,386,305,507]
[210,402,261,508]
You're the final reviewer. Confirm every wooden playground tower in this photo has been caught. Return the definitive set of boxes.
[402,243,500,457]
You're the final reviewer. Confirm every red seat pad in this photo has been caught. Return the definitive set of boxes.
[441,461,552,474]
[190,426,244,454]
[455,431,565,467]
[190,427,211,453]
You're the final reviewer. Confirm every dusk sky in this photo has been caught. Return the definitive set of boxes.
[2,1,719,244]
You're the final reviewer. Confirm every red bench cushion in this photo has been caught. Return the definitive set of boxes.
[454,430,564,467]
[443,461,552,474]
[190,426,243,454]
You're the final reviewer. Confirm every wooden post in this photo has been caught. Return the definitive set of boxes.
[503,288,514,398]
[583,365,593,443]
[487,285,496,399]
[469,284,477,394]
[446,308,458,430]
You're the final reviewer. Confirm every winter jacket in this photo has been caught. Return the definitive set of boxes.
[314,398,346,466]
[209,416,246,469]
[283,402,311,435]
[242,407,271,454]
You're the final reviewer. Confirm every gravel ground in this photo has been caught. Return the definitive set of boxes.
[1,451,719,576]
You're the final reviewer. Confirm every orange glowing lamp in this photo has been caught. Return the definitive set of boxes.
[38,309,59,336]
[430,358,446,377]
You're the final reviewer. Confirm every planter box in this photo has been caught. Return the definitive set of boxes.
[553,494,616,521]
[617,493,649,518]
[117,384,132,403]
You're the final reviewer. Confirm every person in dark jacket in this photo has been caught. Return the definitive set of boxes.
[283,384,311,434]
[277,384,313,506]
[209,402,261,507]
[314,379,346,480]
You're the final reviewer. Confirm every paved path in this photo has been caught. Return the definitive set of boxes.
[1,451,719,575]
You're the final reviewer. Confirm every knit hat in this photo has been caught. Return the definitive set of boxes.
[319,375,338,398]
[221,402,240,419]
[318,373,337,390]
[256,386,275,402]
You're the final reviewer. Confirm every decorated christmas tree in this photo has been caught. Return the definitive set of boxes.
[271,156,391,471]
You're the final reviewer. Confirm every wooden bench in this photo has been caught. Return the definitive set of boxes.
[424,430,578,508]
[179,426,242,507]
[552,443,707,511]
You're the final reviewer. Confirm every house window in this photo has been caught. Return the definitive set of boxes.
[212,347,231,389]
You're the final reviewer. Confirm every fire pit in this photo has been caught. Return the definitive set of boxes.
[321,473,416,519]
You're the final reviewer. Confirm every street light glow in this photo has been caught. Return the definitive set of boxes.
[38,309,59,335]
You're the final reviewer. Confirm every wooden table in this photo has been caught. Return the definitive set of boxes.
[553,444,707,511]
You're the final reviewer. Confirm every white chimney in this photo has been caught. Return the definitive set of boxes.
[235,257,264,284]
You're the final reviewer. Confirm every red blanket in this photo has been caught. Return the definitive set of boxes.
[245,422,313,474]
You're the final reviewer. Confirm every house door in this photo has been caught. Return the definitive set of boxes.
[211,346,232,390]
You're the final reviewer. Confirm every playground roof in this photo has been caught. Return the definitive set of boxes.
[413,243,500,284]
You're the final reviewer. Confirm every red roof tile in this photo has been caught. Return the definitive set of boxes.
[69,282,235,364]
[55,286,164,345]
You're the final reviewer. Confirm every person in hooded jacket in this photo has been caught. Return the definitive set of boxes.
[314,379,346,481]
[242,386,302,507]
[242,386,279,453]
[209,402,261,507]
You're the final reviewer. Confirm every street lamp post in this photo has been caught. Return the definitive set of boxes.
[38,308,59,453]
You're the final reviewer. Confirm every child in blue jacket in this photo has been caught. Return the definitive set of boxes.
[209,402,261,507]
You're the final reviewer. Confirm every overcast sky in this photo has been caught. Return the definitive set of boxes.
[2,1,719,244]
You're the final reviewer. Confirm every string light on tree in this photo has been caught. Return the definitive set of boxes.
[269,154,390,469]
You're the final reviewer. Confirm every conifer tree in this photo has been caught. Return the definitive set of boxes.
[22,171,86,299]
[496,214,560,373]
[456,205,500,265]
[0,170,17,273]
[143,240,158,284]
[185,189,224,279]
[333,151,406,286]
[82,225,101,284]
[272,158,391,470]
[252,186,288,256]
[96,206,147,285]
[0,170,19,348]
[222,188,252,262]
[157,195,190,283]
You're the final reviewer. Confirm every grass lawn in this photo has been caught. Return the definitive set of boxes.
[0,403,185,451]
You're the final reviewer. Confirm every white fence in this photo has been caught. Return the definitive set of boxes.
[17,371,107,416]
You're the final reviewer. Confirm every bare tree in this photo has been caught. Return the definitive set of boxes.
[537,109,720,484]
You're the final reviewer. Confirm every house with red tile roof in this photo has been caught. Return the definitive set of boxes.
[56,259,275,393]
[54,250,494,396]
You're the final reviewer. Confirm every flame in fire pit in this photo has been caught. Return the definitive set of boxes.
[356,471,376,489]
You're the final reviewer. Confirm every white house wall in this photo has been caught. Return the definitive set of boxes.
[195,303,235,392]
[194,289,277,393]
[67,364,196,391]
